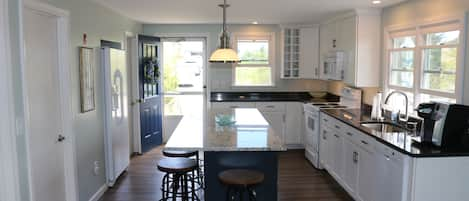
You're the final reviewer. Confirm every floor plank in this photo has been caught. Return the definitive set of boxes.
[100,146,353,201]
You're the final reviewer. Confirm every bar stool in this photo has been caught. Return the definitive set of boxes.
[218,169,265,201]
[157,158,200,201]
[162,150,204,189]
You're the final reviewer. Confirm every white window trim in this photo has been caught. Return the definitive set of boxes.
[383,15,466,111]
[231,32,276,87]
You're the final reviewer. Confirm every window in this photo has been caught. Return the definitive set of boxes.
[385,20,464,115]
[232,33,275,86]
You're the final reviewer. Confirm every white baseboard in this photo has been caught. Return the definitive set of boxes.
[88,184,107,201]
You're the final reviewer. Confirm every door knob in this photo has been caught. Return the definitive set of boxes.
[57,134,66,142]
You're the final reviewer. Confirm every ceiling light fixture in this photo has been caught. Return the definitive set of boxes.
[372,0,382,4]
[252,21,259,25]
[209,0,240,63]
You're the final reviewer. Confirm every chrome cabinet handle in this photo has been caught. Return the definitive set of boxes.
[334,134,339,138]
[335,125,340,129]
[265,105,275,108]
[346,132,353,136]
[361,140,369,145]
[229,106,239,108]
[353,151,359,163]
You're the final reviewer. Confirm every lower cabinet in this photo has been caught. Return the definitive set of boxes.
[375,143,406,201]
[211,101,304,149]
[342,138,358,194]
[356,145,376,201]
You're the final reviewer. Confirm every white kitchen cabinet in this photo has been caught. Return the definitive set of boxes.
[281,26,320,79]
[260,112,285,143]
[319,125,331,170]
[319,9,381,87]
[329,129,344,181]
[211,102,256,109]
[356,142,376,201]
[375,143,406,201]
[284,102,304,148]
[342,137,358,194]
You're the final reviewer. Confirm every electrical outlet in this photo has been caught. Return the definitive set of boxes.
[93,161,100,176]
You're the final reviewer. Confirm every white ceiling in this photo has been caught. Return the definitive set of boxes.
[93,0,407,24]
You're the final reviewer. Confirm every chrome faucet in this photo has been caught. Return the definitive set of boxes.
[384,91,409,122]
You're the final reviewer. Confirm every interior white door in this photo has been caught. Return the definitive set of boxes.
[23,7,67,201]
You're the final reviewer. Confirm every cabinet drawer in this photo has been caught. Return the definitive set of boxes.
[375,142,405,162]
[256,102,286,112]
[211,102,256,109]
[356,131,375,152]
[320,113,335,127]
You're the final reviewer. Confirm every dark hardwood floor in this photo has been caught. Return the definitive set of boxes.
[100,146,353,201]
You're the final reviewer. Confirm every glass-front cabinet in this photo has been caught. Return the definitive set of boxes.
[281,26,319,79]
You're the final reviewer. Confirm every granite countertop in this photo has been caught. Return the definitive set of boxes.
[322,109,469,157]
[165,108,286,152]
[210,91,340,103]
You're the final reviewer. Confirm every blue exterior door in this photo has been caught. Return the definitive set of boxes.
[138,35,162,153]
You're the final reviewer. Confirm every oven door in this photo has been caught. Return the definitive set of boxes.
[304,110,320,151]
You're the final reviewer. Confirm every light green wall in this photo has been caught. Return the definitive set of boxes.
[9,0,142,200]
[143,24,329,92]
[381,0,469,104]
[41,0,142,200]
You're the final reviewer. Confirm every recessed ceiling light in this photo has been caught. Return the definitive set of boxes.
[372,0,382,4]
[252,21,258,25]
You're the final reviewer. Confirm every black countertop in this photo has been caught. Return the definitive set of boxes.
[210,91,340,103]
[322,109,469,157]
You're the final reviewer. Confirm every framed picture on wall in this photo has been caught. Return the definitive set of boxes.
[79,47,95,113]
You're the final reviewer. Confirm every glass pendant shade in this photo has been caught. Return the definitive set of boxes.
[209,48,239,63]
[209,0,240,63]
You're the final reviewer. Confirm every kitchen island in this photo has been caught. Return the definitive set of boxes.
[165,108,286,201]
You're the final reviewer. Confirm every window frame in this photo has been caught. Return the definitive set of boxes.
[384,17,465,114]
[231,32,276,87]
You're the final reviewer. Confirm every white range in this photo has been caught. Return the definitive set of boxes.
[303,87,362,169]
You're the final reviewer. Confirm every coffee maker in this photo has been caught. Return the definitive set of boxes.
[416,102,469,149]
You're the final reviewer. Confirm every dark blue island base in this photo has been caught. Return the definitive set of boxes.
[204,151,279,201]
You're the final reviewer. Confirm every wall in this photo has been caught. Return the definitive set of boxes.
[381,0,469,105]
[42,0,142,200]
[9,0,143,200]
[143,24,329,92]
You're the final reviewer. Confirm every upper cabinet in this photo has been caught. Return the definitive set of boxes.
[319,9,381,87]
[281,25,320,79]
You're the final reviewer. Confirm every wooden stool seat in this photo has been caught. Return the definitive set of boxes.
[157,158,197,174]
[162,150,198,158]
[218,169,265,186]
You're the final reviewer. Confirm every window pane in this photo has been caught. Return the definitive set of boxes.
[425,30,459,46]
[420,94,456,104]
[237,40,269,65]
[422,48,457,92]
[392,36,416,48]
[423,48,457,72]
[390,71,413,88]
[235,67,272,86]
[390,51,414,70]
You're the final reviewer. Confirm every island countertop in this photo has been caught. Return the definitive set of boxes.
[165,108,287,152]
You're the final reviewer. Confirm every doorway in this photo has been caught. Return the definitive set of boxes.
[22,2,77,201]
[161,37,206,142]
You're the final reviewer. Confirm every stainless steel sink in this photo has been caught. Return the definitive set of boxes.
[360,121,410,133]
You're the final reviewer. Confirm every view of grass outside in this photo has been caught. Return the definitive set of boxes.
[235,67,272,86]
[235,39,272,86]
[421,31,459,93]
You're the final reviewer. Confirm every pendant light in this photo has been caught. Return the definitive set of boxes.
[209,0,240,63]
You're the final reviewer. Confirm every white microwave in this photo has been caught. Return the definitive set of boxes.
[323,51,345,80]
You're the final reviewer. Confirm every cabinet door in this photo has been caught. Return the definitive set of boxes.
[330,130,343,180]
[260,112,285,143]
[342,139,358,195]
[285,102,303,146]
[375,152,405,201]
[339,16,358,86]
[319,126,330,169]
[299,27,319,79]
[356,146,376,201]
